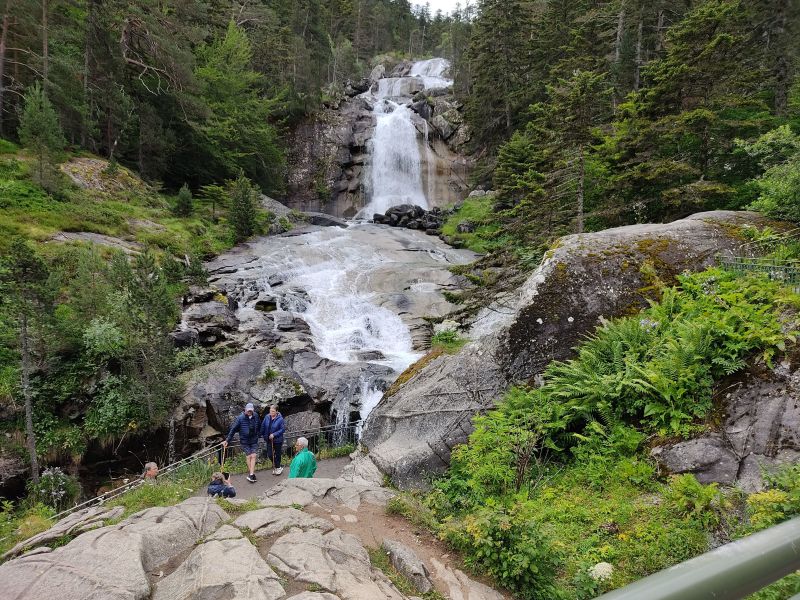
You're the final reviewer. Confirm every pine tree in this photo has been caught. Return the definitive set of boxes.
[0,238,54,484]
[174,183,193,217]
[228,175,258,243]
[17,81,65,185]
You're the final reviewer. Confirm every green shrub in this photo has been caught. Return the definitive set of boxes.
[28,467,80,511]
[441,499,559,599]
[664,474,727,527]
[430,329,468,353]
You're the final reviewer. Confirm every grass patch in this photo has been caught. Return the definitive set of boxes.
[441,195,505,254]
[430,330,468,354]
[107,460,214,518]
[385,348,444,397]
[317,443,355,460]
[368,546,446,600]
[217,498,263,514]
[386,493,439,531]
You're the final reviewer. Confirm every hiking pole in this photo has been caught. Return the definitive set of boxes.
[271,438,276,472]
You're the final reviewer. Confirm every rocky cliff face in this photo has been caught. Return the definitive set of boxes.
[284,59,471,218]
[359,211,776,489]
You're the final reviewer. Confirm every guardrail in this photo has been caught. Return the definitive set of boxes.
[51,419,364,522]
[717,255,800,292]
[597,516,800,599]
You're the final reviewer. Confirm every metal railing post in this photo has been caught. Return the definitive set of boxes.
[596,517,800,600]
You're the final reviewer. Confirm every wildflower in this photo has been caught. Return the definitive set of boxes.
[589,562,614,582]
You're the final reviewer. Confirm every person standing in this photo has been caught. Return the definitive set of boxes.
[223,402,261,483]
[288,437,316,479]
[261,404,285,475]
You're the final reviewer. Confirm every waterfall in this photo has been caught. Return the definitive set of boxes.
[252,228,421,373]
[365,100,428,215]
[361,58,453,218]
[222,59,463,427]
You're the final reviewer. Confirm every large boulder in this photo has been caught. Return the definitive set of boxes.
[652,356,800,490]
[178,349,309,442]
[151,533,284,600]
[0,497,227,600]
[361,211,773,489]
[267,528,406,600]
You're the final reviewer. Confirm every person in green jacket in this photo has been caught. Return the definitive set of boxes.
[289,436,317,479]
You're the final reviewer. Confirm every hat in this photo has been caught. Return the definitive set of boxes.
[245,403,255,412]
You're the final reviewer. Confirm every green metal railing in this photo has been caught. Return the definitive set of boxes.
[718,255,800,291]
[597,516,800,600]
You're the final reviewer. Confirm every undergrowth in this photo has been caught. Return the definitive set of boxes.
[419,267,800,599]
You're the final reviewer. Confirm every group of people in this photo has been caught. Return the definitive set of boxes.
[207,402,317,498]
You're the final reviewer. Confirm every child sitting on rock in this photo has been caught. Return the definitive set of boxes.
[207,471,236,498]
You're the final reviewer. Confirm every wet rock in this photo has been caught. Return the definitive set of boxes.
[305,213,349,228]
[255,299,278,312]
[362,211,777,489]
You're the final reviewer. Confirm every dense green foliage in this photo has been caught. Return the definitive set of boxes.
[460,0,799,258]
[424,268,800,598]
[0,0,473,191]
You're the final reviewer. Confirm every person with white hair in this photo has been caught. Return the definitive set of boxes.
[288,436,317,479]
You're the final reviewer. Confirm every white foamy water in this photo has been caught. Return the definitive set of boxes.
[360,58,454,217]
[365,101,429,215]
[251,227,423,373]
[409,57,453,90]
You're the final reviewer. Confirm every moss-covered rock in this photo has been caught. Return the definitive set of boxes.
[361,210,780,489]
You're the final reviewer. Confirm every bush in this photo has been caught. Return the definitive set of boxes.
[28,467,80,510]
[442,499,559,599]
[430,329,468,353]
[664,474,727,528]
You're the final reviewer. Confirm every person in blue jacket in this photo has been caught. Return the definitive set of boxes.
[223,402,261,483]
[207,472,236,497]
[261,404,285,475]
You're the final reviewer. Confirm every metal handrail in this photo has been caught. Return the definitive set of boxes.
[50,419,364,522]
[50,441,227,522]
[597,516,800,600]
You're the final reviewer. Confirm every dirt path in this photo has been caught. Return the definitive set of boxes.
[306,499,513,599]
[199,456,351,500]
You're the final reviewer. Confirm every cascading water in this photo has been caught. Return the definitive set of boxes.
[220,59,463,428]
[361,58,454,217]
[365,100,428,215]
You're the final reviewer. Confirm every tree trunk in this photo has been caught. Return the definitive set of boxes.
[168,417,175,465]
[614,2,625,64]
[633,9,643,91]
[81,1,93,147]
[0,7,8,137]
[772,0,790,116]
[613,1,625,109]
[41,0,48,86]
[21,313,40,485]
[655,9,665,55]
[576,146,585,234]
